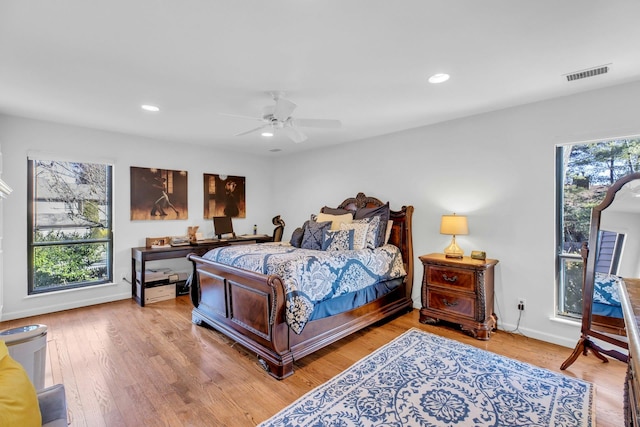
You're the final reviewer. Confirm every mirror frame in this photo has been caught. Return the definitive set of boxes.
[560,172,640,370]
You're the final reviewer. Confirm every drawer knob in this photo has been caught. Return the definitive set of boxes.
[442,274,458,283]
[442,298,458,307]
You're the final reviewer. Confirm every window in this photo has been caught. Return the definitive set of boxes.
[556,138,640,318]
[28,158,113,294]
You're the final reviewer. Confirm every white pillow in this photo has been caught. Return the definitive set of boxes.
[316,212,353,231]
[385,220,394,244]
[340,222,369,250]
[352,216,380,249]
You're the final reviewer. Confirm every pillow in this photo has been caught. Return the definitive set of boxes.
[290,227,305,248]
[352,216,380,249]
[384,220,394,245]
[321,206,352,216]
[354,203,390,247]
[316,212,353,230]
[339,222,369,250]
[0,341,42,427]
[301,219,332,250]
[322,229,354,251]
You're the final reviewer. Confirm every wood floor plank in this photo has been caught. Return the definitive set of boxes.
[0,296,625,426]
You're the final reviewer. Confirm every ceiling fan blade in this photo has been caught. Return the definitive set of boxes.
[220,112,264,122]
[273,97,297,122]
[234,125,268,137]
[290,118,342,128]
[283,126,307,143]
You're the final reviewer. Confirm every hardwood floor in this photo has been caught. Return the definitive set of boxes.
[0,295,626,426]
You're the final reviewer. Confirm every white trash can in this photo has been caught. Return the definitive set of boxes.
[0,324,48,390]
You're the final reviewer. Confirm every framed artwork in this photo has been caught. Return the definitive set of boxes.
[130,167,188,220]
[203,174,246,218]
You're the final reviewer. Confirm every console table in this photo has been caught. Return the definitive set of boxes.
[619,277,640,426]
[131,236,272,306]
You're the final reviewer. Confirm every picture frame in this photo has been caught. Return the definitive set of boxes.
[130,167,188,220]
[203,173,246,218]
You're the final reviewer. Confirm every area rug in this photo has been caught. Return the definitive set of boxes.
[259,328,594,427]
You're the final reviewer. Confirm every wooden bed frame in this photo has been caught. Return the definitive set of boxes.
[187,192,414,379]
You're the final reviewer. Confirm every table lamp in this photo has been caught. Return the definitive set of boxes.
[440,213,468,258]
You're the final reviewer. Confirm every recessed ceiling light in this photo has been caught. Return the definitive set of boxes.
[428,73,450,84]
[261,130,274,137]
[141,104,160,112]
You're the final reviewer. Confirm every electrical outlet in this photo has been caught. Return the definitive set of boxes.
[119,270,129,282]
[518,299,526,311]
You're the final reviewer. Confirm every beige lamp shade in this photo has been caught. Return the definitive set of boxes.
[440,214,468,258]
[440,214,468,236]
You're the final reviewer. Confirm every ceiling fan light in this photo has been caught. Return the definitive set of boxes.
[428,73,450,84]
[141,104,160,112]
[261,130,274,137]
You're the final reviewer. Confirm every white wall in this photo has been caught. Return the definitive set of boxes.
[2,81,640,349]
[272,80,640,348]
[0,115,275,320]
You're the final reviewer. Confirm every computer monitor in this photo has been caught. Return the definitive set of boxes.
[213,216,235,239]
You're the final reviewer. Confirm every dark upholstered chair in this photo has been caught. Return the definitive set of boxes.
[272,215,285,242]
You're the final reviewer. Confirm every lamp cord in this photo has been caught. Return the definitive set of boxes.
[504,308,526,336]
[494,295,527,337]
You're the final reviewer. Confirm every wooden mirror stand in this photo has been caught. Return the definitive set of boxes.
[560,173,640,370]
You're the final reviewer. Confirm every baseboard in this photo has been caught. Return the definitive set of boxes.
[1,292,131,322]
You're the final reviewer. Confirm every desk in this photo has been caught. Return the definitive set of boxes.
[131,236,272,306]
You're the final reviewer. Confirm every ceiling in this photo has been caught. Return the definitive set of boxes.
[1,1,639,156]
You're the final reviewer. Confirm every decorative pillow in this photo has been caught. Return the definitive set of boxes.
[301,219,331,250]
[321,206,352,216]
[352,216,380,249]
[339,222,369,250]
[384,220,394,245]
[290,226,305,248]
[316,212,353,230]
[0,341,42,427]
[354,203,390,247]
[322,229,354,251]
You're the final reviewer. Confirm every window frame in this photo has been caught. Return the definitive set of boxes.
[27,157,114,294]
[555,136,640,319]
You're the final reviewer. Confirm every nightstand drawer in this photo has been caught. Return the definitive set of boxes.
[427,265,475,291]
[427,289,475,319]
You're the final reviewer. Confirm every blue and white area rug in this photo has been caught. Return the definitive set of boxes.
[259,328,594,427]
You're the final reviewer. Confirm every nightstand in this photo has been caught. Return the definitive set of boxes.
[419,253,499,340]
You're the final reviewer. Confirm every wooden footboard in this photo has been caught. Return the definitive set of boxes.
[188,193,414,379]
[188,253,413,379]
[188,256,295,378]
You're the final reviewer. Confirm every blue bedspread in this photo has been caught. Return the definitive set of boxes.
[593,272,623,318]
[202,243,406,334]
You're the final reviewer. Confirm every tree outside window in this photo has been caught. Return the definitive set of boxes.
[557,138,640,317]
[28,158,113,293]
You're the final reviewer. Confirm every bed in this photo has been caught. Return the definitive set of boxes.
[187,192,414,379]
[592,272,625,335]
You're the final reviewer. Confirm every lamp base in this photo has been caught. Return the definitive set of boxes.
[444,237,464,259]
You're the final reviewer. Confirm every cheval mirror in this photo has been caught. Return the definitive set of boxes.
[561,172,640,370]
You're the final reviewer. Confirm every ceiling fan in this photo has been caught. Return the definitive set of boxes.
[222,93,341,143]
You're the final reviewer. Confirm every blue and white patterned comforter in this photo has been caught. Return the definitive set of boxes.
[593,272,623,318]
[202,243,406,334]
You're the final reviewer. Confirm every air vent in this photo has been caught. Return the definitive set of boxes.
[565,65,610,82]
